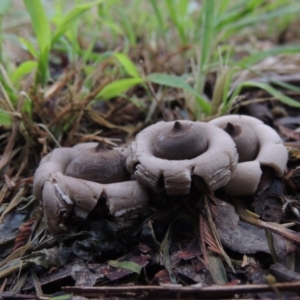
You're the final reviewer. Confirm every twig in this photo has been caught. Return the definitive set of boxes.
[62,282,300,298]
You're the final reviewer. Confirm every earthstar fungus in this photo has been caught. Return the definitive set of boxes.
[209,115,288,196]
[126,120,238,195]
[33,142,148,234]
[35,116,289,234]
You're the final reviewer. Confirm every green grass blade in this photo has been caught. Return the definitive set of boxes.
[11,61,37,84]
[196,0,215,93]
[149,0,165,32]
[200,0,215,70]
[215,0,256,29]
[98,18,124,35]
[222,4,300,33]
[0,0,12,63]
[0,109,12,127]
[207,251,228,285]
[24,0,51,86]
[49,295,72,300]
[165,0,187,45]
[97,78,144,100]
[271,81,300,93]
[18,38,38,58]
[265,229,278,263]
[0,71,17,106]
[118,9,136,46]
[211,67,231,115]
[23,0,51,52]
[216,0,237,14]
[20,92,33,117]
[221,67,236,109]
[107,260,142,274]
[225,81,300,112]
[0,0,11,15]
[36,49,49,87]
[159,221,177,284]
[52,0,104,45]
[246,81,300,108]
[147,73,210,114]
[114,53,140,78]
[238,45,300,67]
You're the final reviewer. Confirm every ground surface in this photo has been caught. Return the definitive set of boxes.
[1,0,300,299]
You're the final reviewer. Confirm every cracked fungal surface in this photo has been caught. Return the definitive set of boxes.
[33,142,148,235]
[209,114,288,196]
[126,120,238,195]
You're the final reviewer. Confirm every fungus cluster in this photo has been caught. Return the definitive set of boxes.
[33,115,288,234]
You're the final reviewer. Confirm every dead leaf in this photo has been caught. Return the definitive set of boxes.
[216,200,290,257]
[174,260,214,286]
[253,178,284,223]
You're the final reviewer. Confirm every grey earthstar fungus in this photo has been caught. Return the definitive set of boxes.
[209,114,288,196]
[33,142,148,235]
[126,120,238,195]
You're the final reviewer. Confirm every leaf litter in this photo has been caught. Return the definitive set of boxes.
[2,99,300,299]
[1,2,300,300]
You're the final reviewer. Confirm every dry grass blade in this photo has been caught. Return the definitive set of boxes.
[286,248,296,271]
[85,77,111,102]
[87,108,136,133]
[0,291,44,300]
[0,244,32,269]
[0,64,15,112]
[11,272,28,293]
[265,229,278,263]
[74,131,119,146]
[232,198,300,244]
[204,195,234,271]
[0,278,7,292]
[0,186,26,223]
[0,259,30,280]
[207,251,228,285]
[14,147,30,179]
[31,269,43,297]
[0,185,9,205]
[47,102,81,128]
[141,69,169,121]
[0,116,19,171]
[210,66,230,116]
[35,124,61,148]
[44,70,75,99]
[157,222,177,284]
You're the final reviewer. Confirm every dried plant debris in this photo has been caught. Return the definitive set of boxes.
[0,211,30,259]
[216,199,292,258]
[253,175,284,223]
[270,263,300,283]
